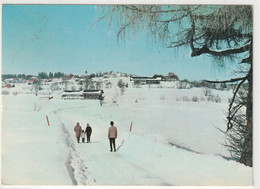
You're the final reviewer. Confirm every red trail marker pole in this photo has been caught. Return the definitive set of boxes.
[46,116,50,126]
[128,122,133,138]
[129,122,133,132]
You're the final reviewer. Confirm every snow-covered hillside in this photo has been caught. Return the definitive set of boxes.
[1,76,252,186]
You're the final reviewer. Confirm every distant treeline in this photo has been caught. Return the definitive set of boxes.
[2,72,66,80]
[2,74,35,80]
[38,72,66,79]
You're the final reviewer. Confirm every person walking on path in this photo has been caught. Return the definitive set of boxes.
[85,123,92,143]
[81,130,86,143]
[74,122,82,143]
[99,90,104,106]
[108,121,117,152]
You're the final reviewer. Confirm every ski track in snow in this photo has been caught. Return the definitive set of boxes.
[110,152,172,186]
[54,110,96,185]
[168,140,234,161]
[168,140,203,154]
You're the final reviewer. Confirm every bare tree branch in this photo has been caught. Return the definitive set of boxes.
[226,77,247,131]
[191,44,251,57]
[203,76,248,84]
[241,56,252,63]
[117,15,139,40]
[121,5,199,14]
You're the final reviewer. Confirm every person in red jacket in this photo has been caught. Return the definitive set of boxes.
[74,122,82,143]
[108,121,117,152]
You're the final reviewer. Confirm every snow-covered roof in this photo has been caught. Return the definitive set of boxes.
[83,90,101,94]
[131,77,162,81]
[62,91,83,95]
[83,91,100,94]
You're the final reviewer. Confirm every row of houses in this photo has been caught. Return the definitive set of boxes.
[2,77,61,86]
[129,72,179,85]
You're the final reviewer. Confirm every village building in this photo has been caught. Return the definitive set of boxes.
[28,79,37,85]
[115,72,128,77]
[5,83,14,88]
[62,89,103,100]
[103,71,116,78]
[165,72,179,81]
[45,79,52,82]
[4,78,14,84]
[52,78,64,86]
[61,90,84,100]
[83,90,102,99]
[41,79,53,86]
[130,76,161,85]
[213,83,227,90]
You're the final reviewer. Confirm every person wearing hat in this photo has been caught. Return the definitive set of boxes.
[74,122,82,143]
[85,123,92,143]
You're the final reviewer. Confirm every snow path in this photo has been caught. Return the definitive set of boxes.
[52,112,96,185]
[52,107,171,186]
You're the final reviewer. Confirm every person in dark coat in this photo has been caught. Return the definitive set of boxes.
[108,121,117,152]
[85,123,92,143]
[74,122,82,143]
[98,90,104,106]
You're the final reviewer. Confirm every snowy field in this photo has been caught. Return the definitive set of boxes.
[1,81,252,186]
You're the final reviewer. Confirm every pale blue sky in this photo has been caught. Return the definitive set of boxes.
[2,5,239,81]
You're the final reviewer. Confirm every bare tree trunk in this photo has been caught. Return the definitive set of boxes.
[240,66,253,167]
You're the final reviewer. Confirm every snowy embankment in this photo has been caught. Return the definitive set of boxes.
[2,96,71,185]
[1,86,252,186]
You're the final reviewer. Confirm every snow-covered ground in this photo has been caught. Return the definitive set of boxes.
[1,78,252,186]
